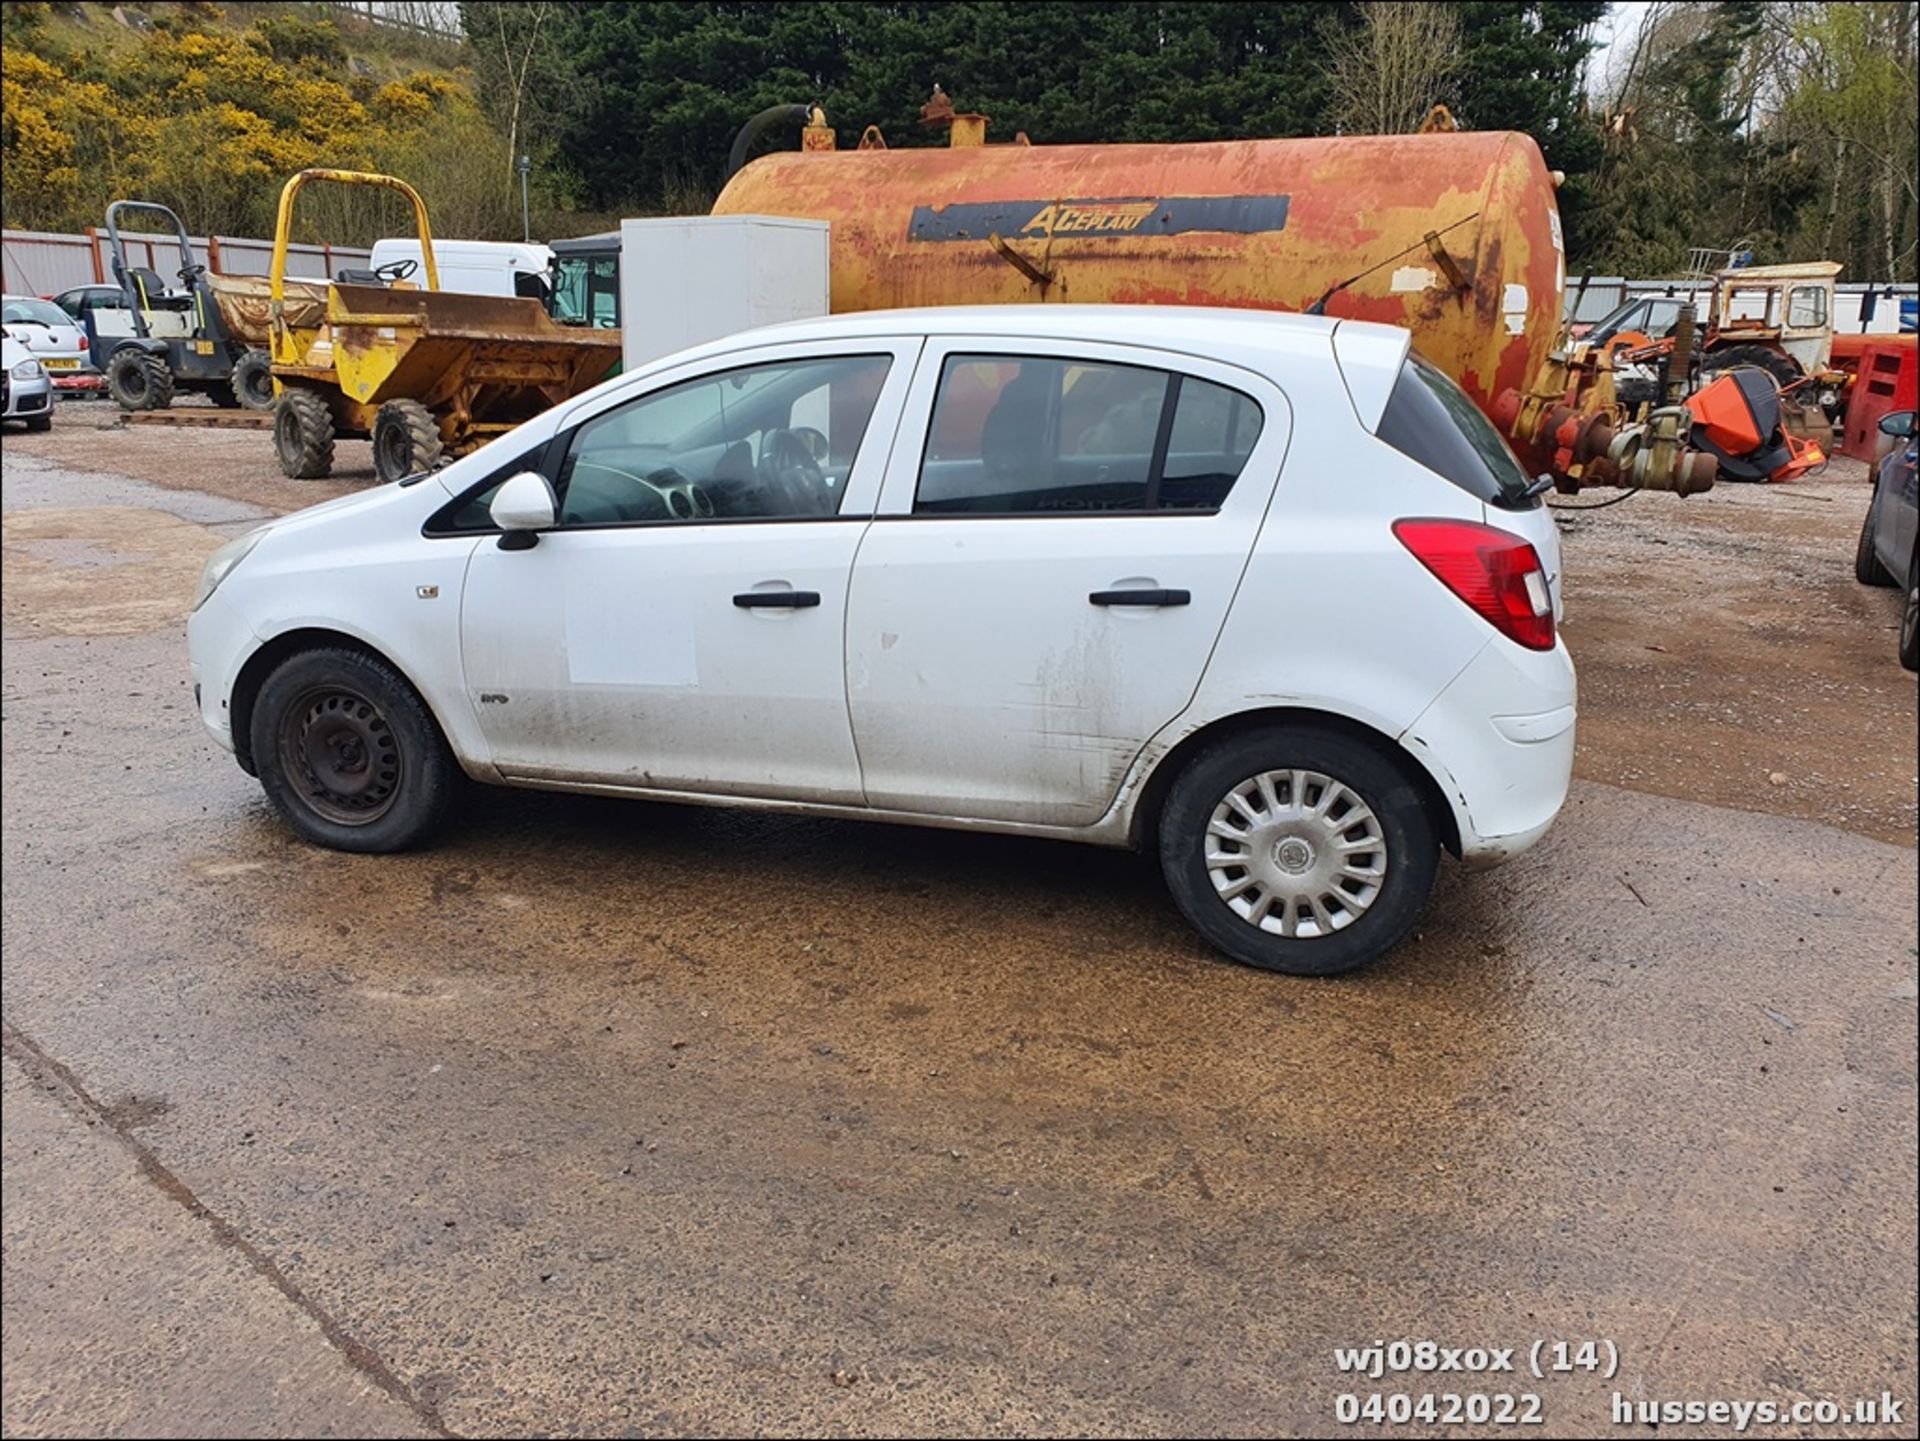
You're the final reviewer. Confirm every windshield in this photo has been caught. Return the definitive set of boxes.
[3,298,69,328]
[1376,353,1533,507]
[550,254,619,328]
[1585,299,1644,343]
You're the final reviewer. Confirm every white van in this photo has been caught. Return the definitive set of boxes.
[366,238,553,304]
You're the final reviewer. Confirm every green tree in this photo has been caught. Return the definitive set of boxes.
[544,1,1356,211]
[1449,2,1606,257]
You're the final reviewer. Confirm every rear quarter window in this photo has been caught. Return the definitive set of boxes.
[1376,355,1535,509]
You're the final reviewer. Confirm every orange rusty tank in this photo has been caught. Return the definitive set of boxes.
[712,131,1566,419]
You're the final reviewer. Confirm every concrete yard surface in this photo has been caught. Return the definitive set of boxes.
[1,410,1915,1437]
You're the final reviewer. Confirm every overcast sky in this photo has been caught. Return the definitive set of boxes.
[1586,0,1651,100]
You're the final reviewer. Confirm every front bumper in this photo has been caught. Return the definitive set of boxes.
[1401,637,1578,866]
[187,590,259,757]
[3,378,54,418]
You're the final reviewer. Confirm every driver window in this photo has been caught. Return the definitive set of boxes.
[555,354,892,527]
[1786,285,1827,329]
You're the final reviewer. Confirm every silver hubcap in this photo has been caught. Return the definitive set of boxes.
[1204,769,1389,939]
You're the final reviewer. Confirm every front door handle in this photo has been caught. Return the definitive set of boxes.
[1089,588,1191,607]
[733,590,821,609]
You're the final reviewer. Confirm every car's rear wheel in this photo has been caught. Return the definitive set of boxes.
[1855,496,1893,586]
[1157,727,1438,976]
[250,647,456,853]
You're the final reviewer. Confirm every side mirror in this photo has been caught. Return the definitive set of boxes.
[490,471,558,550]
[1877,411,1915,439]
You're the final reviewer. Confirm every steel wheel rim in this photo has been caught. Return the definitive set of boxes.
[1204,769,1389,939]
[277,686,403,826]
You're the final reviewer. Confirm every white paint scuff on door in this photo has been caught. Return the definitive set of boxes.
[564,586,698,686]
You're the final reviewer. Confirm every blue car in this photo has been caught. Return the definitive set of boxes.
[1855,410,1918,671]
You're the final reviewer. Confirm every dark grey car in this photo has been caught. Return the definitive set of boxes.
[1855,410,1918,672]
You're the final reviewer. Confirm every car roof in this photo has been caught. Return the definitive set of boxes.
[658,304,1413,415]
[748,303,1340,348]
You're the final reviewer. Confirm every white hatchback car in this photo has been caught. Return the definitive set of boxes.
[189,306,1574,975]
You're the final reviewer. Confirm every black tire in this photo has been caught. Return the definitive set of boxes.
[232,350,275,410]
[1157,727,1439,976]
[1698,344,1801,389]
[274,389,336,479]
[25,412,52,432]
[372,398,443,483]
[1855,494,1894,586]
[1900,569,1919,674]
[250,647,456,853]
[106,348,174,412]
[203,380,241,409]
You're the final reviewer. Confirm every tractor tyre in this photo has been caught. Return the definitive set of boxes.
[203,381,241,409]
[232,350,276,410]
[274,390,336,479]
[372,398,444,484]
[1698,345,1801,391]
[106,349,174,412]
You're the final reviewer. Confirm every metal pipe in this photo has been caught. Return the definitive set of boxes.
[726,104,814,181]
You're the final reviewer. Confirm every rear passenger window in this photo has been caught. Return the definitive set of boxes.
[915,355,1262,515]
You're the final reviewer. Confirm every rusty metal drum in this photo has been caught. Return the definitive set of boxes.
[713,130,1566,419]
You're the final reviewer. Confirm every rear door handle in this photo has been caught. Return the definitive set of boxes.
[733,590,821,609]
[1089,588,1191,607]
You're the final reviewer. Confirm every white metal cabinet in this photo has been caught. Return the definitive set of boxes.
[844,340,1294,826]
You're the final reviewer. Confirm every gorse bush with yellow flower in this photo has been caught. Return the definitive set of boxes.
[2,8,518,245]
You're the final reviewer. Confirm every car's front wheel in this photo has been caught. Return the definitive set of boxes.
[1157,727,1438,976]
[1900,573,1918,673]
[250,647,457,853]
[1855,495,1893,586]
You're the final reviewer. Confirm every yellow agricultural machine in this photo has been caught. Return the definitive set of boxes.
[265,169,622,481]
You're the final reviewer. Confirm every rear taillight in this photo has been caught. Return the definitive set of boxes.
[1392,518,1555,651]
[77,333,87,350]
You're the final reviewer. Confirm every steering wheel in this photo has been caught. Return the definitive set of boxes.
[373,258,418,286]
[758,428,832,515]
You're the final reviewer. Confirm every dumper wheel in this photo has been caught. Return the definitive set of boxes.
[106,349,174,412]
[275,390,336,479]
[372,398,444,484]
[232,351,275,410]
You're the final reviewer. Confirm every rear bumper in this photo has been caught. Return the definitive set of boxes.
[1400,637,1577,866]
